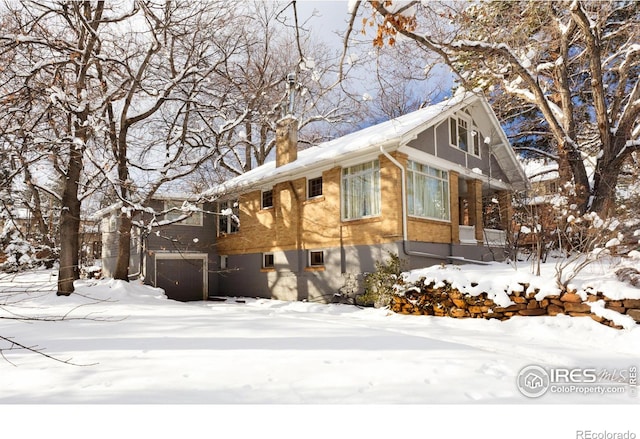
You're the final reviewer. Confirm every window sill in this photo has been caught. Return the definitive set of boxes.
[341,215,382,225]
[304,195,325,204]
[260,268,275,273]
[408,215,451,225]
[165,222,204,228]
[304,266,325,272]
[218,232,239,238]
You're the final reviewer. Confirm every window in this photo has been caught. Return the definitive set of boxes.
[106,215,117,232]
[342,160,381,220]
[261,189,273,209]
[407,161,450,221]
[449,117,481,157]
[449,117,457,148]
[457,118,469,153]
[308,177,323,198]
[262,253,274,269]
[472,130,481,156]
[218,200,239,234]
[92,241,102,259]
[220,255,228,270]
[308,250,324,267]
[164,200,203,226]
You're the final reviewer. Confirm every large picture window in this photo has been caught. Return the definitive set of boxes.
[341,160,381,220]
[407,161,450,221]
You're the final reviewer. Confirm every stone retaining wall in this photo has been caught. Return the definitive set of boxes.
[390,281,640,329]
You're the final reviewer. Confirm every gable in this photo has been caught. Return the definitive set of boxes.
[406,111,510,185]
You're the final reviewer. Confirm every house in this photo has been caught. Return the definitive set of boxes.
[523,159,561,203]
[97,91,528,302]
[507,159,563,256]
[203,90,529,303]
[98,196,218,301]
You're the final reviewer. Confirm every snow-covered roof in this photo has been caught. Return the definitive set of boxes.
[90,193,202,221]
[522,159,559,183]
[203,91,527,198]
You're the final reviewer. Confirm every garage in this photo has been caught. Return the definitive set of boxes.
[154,253,208,301]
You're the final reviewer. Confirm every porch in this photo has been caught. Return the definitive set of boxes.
[459,225,507,247]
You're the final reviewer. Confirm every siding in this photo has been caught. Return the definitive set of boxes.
[217,242,404,301]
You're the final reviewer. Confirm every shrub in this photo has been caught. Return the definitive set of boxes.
[359,253,406,308]
[0,222,57,272]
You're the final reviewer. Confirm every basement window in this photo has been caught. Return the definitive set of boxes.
[308,250,324,267]
[220,255,228,270]
[262,253,274,269]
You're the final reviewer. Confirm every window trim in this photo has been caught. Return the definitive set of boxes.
[108,215,117,232]
[307,176,323,199]
[308,250,325,267]
[449,117,458,148]
[261,189,274,210]
[220,255,228,270]
[164,200,203,227]
[448,116,481,158]
[341,159,381,221]
[457,117,469,153]
[407,160,451,222]
[262,252,275,269]
[471,129,481,157]
[218,199,239,235]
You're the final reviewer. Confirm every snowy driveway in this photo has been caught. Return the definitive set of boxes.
[0,273,638,404]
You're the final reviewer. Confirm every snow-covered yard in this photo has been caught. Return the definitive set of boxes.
[1,262,639,437]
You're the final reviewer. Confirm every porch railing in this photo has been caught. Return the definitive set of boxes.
[484,228,507,247]
[459,225,507,247]
[459,225,477,245]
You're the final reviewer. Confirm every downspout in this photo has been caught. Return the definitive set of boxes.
[379,145,490,266]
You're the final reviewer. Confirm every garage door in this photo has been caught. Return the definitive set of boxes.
[155,254,207,301]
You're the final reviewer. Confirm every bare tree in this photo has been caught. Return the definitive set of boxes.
[1,0,369,287]
[349,1,640,219]
[0,1,125,293]
[204,1,366,176]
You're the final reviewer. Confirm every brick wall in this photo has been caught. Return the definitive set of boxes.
[217,152,411,255]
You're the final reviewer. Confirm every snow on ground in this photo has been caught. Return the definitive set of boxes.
[1,262,639,436]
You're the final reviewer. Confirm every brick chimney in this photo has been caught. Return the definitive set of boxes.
[275,115,298,168]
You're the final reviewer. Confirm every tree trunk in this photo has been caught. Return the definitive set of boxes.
[590,156,623,218]
[113,210,132,281]
[57,148,83,296]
